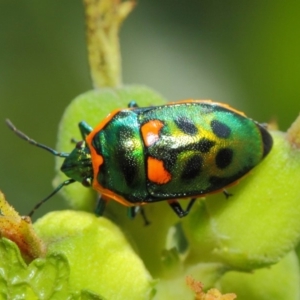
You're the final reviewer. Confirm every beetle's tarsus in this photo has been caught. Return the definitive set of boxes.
[223,189,233,199]
[128,206,151,225]
[140,207,151,226]
[168,198,196,218]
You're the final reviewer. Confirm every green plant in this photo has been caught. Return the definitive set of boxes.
[1,1,300,299]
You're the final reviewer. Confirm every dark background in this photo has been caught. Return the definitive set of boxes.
[0,1,299,218]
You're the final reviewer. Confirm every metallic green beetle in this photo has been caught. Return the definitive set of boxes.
[7,100,273,218]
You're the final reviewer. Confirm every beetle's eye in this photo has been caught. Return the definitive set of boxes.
[82,177,92,187]
[76,141,84,149]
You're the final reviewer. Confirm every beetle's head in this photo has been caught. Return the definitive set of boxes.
[61,141,93,187]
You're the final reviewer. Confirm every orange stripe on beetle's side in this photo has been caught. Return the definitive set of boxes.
[85,109,121,194]
[147,156,171,184]
[141,119,164,147]
[84,108,144,207]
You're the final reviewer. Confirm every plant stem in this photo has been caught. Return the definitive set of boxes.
[83,0,135,88]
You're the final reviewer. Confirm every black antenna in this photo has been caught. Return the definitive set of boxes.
[6,119,75,217]
[28,179,76,217]
[5,119,69,158]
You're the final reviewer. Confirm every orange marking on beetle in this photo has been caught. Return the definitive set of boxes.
[147,156,171,184]
[98,188,135,207]
[84,108,145,207]
[85,109,120,191]
[141,120,164,147]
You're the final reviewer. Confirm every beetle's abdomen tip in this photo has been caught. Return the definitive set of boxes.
[258,125,273,158]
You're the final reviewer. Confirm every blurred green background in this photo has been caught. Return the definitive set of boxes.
[0,1,299,220]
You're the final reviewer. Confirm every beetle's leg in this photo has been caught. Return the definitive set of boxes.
[140,208,151,226]
[70,138,79,144]
[78,121,93,140]
[167,198,196,218]
[128,206,150,226]
[70,122,92,143]
[95,195,108,216]
[128,206,138,218]
[128,101,139,108]
[223,189,232,199]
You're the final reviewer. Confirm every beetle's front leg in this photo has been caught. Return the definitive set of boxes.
[95,195,108,216]
[128,101,139,108]
[78,121,93,140]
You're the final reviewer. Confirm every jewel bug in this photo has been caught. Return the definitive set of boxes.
[6,100,273,218]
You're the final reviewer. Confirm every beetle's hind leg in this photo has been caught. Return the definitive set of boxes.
[168,198,196,218]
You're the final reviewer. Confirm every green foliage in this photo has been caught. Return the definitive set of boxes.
[49,86,300,299]
[220,251,300,300]
[2,2,300,299]
[0,238,104,299]
[34,210,155,300]
[2,85,300,299]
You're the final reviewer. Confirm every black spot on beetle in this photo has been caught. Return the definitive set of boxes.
[209,176,230,189]
[215,148,233,169]
[209,165,251,191]
[175,117,198,135]
[163,151,178,171]
[181,155,203,180]
[98,161,107,185]
[196,138,215,153]
[120,156,139,187]
[116,127,139,187]
[211,120,231,138]
[92,132,103,156]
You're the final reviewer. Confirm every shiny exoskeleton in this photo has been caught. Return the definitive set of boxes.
[61,100,273,217]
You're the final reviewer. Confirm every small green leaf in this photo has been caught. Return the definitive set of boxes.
[0,238,71,299]
[0,238,28,299]
[28,254,71,299]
